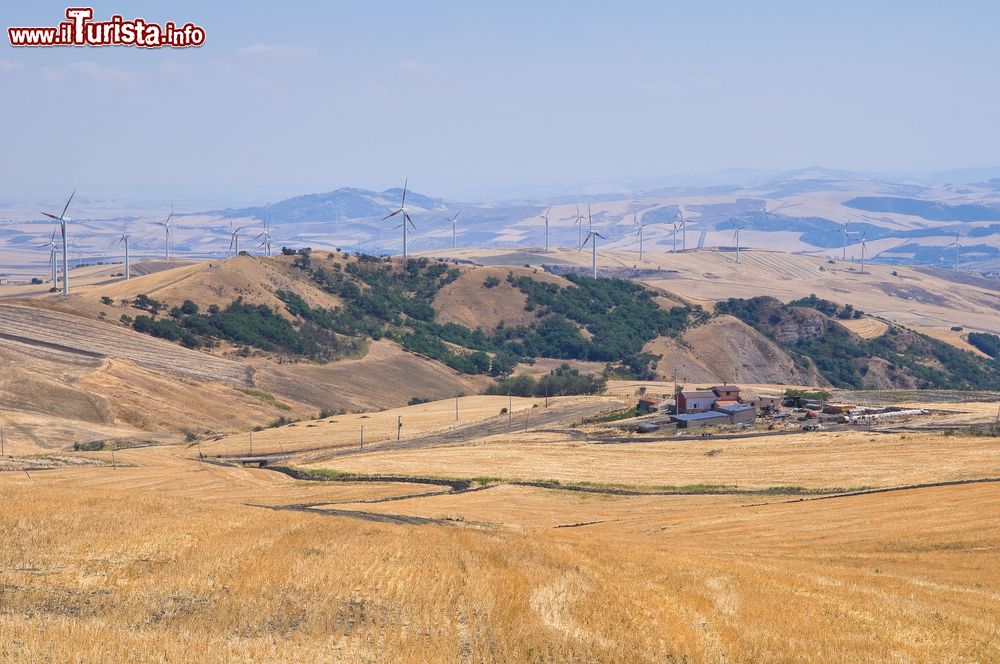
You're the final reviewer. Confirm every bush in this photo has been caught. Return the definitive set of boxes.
[486,364,606,397]
[483,276,501,288]
[100,296,113,305]
[968,332,1000,359]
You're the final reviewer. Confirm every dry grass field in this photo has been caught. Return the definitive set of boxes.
[311,429,1000,492]
[201,395,559,456]
[2,432,999,663]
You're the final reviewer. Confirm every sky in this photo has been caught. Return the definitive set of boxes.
[1,0,999,204]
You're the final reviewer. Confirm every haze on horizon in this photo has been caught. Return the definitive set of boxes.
[1,0,999,204]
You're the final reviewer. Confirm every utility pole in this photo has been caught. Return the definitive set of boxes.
[249,430,253,455]
[994,405,1000,437]
[397,415,402,441]
[1,427,4,457]
[360,424,364,449]
[455,394,459,422]
[508,394,512,426]
[111,445,116,469]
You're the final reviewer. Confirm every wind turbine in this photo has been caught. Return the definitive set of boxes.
[444,210,461,250]
[228,218,244,256]
[633,212,651,262]
[38,229,60,286]
[842,221,852,260]
[675,207,687,251]
[256,216,273,257]
[41,190,74,296]
[733,225,742,264]
[155,204,174,260]
[572,204,584,248]
[382,178,416,258]
[537,206,551,252]
[581,229,606,279]
[860,232,868,273]
[947,232,963,271]
[118,219,131,280]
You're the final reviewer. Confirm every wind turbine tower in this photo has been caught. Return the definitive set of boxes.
[382,179,416,258]
[633,212,651,262]
[256,216,273,257]
[581,229,606,279]
[675,207,687,251]
[41,190,75,296]
[948,232,963,271]
[733,225,742,264]
[444,210,462,250]
[39,230,60,286]
[537,207,551,252]
[228,219,244,256]
[842,221,852,260]
[118,220,131,280]
[156,205,174,260]
[572,204,584,248]
[860,232,868,273]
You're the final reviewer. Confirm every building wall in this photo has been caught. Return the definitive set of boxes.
[680,396,716,413]
[675,415,728,429]
[726,408,757,425]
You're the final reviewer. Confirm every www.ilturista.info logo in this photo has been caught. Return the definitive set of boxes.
[7,7,205,48]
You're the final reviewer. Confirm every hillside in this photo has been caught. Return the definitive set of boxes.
[3,248,999,452]
[715,295,1000,390]
[638,315,826,387]
[432,265,569,331]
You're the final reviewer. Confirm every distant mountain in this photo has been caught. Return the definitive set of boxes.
[209,187,447,223]
[844,196,1000,223]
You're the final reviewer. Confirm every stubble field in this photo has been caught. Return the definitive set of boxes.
[1,390,999,662]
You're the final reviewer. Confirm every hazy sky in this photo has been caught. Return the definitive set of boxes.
[1,1,999,203]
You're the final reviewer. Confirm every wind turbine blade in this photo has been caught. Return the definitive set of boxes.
[401,178,408,207]
[595,232,606,239]
[41,212,60,221]
[61,190,76,219]
[382,209,402,221]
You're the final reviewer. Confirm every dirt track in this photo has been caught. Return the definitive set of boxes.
[298,398,622,464]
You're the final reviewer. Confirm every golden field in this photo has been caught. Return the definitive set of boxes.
[1,389,999,662]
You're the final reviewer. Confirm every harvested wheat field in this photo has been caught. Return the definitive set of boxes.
[201,395,591,457]
[311,429,1000,491]
[1,456,999,663]
[2,372,1000,662]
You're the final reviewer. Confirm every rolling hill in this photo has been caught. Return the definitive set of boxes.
[2,243,999,451]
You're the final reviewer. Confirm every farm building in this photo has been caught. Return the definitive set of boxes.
[671,411,729,429]
[756,395,782,413]
[715,403,756,425]
[711,385,741,401]
[636,395,666,414]
[677,390,717,413]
